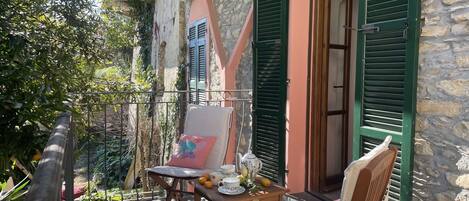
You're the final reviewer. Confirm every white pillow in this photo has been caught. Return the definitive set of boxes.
[340,136,392,201]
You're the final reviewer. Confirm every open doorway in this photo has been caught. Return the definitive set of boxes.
[308,0,357,198]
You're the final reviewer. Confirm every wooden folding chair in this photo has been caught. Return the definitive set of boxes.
[350,147,398,201]
[146,104,233,201]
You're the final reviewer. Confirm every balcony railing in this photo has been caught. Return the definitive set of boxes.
[27,90,252,201]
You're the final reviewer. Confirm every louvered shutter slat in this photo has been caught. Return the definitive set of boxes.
[253,0,288,185]
[188,19,207,105]
[196,21,206,105]
[189,24,197,103]
[354,0,420,200]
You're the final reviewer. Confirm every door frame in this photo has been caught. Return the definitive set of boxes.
[307,0,354,193]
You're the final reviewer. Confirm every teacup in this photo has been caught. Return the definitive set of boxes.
[220,177,240,192]
[220,164,236,175]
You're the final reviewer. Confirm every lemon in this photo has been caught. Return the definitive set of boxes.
[260,178,271,187]
[238,175,247,185]
[240,166,248,177]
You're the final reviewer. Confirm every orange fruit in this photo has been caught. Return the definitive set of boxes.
[202,173,209,178]
[32,150,42,161]
[198,176,208,185]
[204,181,213,189]
[260,178,271,187]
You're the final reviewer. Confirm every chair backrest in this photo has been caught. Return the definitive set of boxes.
[183,104,233,170]
[351,147,398,201]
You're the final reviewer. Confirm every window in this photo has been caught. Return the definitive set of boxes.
[188,19,207,105]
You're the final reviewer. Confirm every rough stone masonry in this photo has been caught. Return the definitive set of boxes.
[415,0,469,200]
[212,0,253,155]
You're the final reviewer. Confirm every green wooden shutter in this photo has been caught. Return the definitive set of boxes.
[353,0,420,200]
[252,0,288,185]
[189,25,197,102]
[188,19,207,104]
[197,21,207,104]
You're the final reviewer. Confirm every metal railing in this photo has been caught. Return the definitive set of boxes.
[27,90,251,201]
[26,112,74,201]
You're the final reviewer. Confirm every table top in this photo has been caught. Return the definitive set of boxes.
[195,182,285,201]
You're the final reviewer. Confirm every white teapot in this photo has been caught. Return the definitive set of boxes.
[238,150,263,186]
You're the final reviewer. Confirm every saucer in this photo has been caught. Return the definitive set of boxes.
[217,186,245,195]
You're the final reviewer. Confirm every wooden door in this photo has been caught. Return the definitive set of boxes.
[309,0,354,192]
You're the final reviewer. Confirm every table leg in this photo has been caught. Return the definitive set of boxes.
[194,190,202,201]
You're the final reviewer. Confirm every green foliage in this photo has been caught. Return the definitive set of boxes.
[100,6,136,70]
[0,176,30,200]
[175,64,188,92]
[102,12,135,52]
[0,0,104,180]
[126,0,155,70]
[93,138,132,188]
[81,187,160,201]
[175,63,188,134]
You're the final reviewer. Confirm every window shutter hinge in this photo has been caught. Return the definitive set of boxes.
[286,79,291,86]
[420,18,425,35]
[251,41,256,49]
[403,23,409,40]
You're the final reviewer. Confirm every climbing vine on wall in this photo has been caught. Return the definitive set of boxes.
[127,0,154,70]
[175,63,188,134]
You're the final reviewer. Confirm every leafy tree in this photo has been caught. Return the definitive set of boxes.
[0,0,104,181]
[100,6,136,71]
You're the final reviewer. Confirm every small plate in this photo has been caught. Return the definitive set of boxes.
[217,186,245,195]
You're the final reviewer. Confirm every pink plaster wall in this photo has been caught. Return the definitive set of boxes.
[285,0,310,193]
[188,0,254,167]
[189,0,208,24]
[190,0,311,192]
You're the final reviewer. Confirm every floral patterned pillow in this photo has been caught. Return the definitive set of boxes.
[167,134,217,169]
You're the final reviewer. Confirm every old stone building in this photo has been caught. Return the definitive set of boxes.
[147,0,469,200]
[149,0,254,163]
[414,0,469,200]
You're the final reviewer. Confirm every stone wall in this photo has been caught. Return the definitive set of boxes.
[414,0,469,200]
[234,37,253,155]
[209,0,253,154]
[208,0,253,93]
[214,0,252,56]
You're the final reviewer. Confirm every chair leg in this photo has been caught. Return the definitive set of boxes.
[148,174,177,201]
[150,174,172,190]
[171,179,180,201]
[166,179,181,201]
[149,174,195,201]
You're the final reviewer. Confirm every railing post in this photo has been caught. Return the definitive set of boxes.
[26,112,71,201]
[64,117,74,201]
